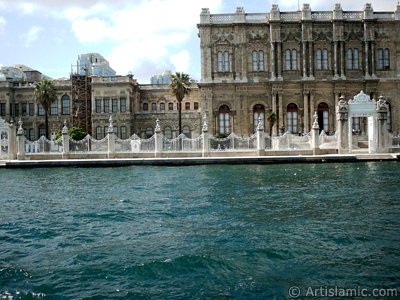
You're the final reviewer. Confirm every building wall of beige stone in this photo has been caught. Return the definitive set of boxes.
[198,3,400,136]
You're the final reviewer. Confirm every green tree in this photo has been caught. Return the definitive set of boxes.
[266,110,277,137]
[34,79,57,139]
[169,72,191,135]
[55,126,86,141]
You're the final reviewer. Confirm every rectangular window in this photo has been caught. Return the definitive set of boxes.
[96,126,103,139]
[39,127,46,137]
[62,96,70,115]
[95,98,102,113]
[114,126,118,137]
[194,102,199,110]
[50,101,58,115]
[103,98,110,113]
[21,103,27,116]
[168,103,173,111]
[120,97,126,112]
[143,103,148,111]
[160,103,165,112]
[29,128,35,141]
[29,103,34,116]
[14,103,19,117]
[151,103,156,112]
[185,102,190,110]
[0,103,6,116]
[121,126,127,139]
[112,98,118,113]
[38,104,45,116]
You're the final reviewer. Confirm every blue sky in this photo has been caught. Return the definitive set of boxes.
[0,0,397,83]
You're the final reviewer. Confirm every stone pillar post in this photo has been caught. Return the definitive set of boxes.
[302,42,307,78]
[154,118,163,158]
[270,42,276,80]
[17,119,25,160]
[336,96,349,154]
[256,116,265,156]
[62,120,69,158]
[8,121,17,160]
[376,96,389,153]
[309,42,314,79]
[107,115,115,159]
[303,92,309,133]
[278,93,284,133]
[333,41,339,79]
[202,114,210,158]
[364,41,370,79]
[311,112,320,155]
[277,43,282,80]
[340,42,346,79]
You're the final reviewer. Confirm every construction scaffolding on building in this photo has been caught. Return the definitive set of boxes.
[70,65,92,135]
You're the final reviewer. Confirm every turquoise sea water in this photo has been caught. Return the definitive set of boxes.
[0,162,399,299]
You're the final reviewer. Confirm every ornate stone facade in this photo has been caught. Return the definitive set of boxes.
[197,3,400,136]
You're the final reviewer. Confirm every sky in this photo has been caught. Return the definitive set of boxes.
[0,0,397,83]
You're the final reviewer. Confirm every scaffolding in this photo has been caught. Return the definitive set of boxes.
[71,65,92,134]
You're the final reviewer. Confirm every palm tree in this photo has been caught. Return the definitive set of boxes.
[34,79,57,139]
[266,110,277,137]
[169,72,191,135]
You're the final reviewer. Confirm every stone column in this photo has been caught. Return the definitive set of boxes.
[17,119,25,160]
[308,42,314,79]
[277,43,282,80]
[311,112,320,155]
[364,41,370,79]
[340,42,346,79]
[336,96,349,154]
[371,42,376,78]
[107,115,115,159]
[270,42,276,80]
[202,114,210,157]
[256,116,265,156]
[8,121,17,160]
[62,120,69,158]
[154,118,163,158]
[302,42,307,78]
[303,92,309,133]
[376,96,389,153]
[278,93,284,133]
[333,41,339,79]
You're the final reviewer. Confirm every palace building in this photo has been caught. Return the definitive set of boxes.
[198,3,400,136]
[0,3,399,142]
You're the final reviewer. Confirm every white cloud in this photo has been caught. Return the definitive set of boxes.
[170,50,190,73]
[0,17,6,34]
[21,25,43,47]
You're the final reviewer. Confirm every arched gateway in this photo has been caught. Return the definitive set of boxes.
[336,91,389,154]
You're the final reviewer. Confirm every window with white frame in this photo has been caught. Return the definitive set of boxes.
[61,95,70,115]
[120,97,127,112]
[50,100,58,116]
[378,48,390,70]
[218,105,230,135]
[217,51,230,72]
[252,50,265,72]
[347,48,359,70]
[316,48,329,70]
[284,49,297,70]
[286,103,298,133]
[253,104,265,133]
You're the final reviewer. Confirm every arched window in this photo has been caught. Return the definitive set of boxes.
[378,48,390,70]
[318,102,329,133]
[316,49,322,70]
[143,103,148,111]
[29,128,35,141]
[164,127,172,139]
[253,104,265,133]
[182,126,191,138]
[96,126,103,139]
[50,99,58,115]
[168,102,173,111]
[217,51,230,72]
[39,124,46,137]
[145,127,154,138]
[160,103,165,112]
[61,95,70,115]
[322,49,328,70]
[252,50,265,72]
[218,105,230,135]
[285,49,297,70]
[151,103,157,112]
[347,48,359,70]
[287,103,298,133]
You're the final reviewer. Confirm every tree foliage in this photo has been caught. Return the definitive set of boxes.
[169,72,191,134]
[34,79,57,139]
